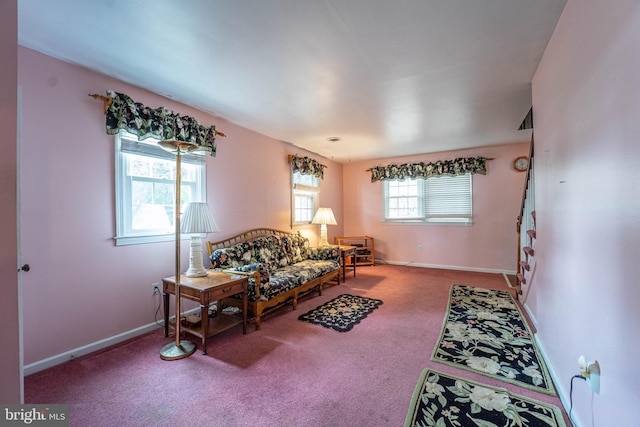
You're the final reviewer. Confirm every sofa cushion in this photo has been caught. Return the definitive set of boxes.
[265,259,340,298]
[210,234,315,270]
[250,235,291,272]
[289,234,311,262]
[209,235,289,269]
[209,241,257,269]
[308,246,340,261]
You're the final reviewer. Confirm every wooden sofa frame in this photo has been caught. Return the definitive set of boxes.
[206,228,341,330]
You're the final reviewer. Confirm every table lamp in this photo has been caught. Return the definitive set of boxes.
[312,207,337,247]
[181,202,220,277]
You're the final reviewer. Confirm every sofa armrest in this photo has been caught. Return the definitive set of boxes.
[222,263,269,299]
[308,246,340,262]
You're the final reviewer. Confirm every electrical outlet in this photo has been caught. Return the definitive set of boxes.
[151,283,160,295]
[578,355,601,394]
[418,244,423,252]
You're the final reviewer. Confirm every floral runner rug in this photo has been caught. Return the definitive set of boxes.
[404,369,566,427]
[431,285,556,395]
[298,294,383,332]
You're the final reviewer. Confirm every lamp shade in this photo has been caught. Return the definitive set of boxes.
[312,207,337,225]
[181,202,220,234]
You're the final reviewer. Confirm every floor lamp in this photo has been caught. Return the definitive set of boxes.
[159,139,199,361]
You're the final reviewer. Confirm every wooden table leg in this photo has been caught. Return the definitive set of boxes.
[163,291,170,337]
[200,303,209,355]
[242,282,248,335]
[342,252,347,281]
[353,252,357,277]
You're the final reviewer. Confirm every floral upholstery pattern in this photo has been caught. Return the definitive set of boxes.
[210,234,340,302]
[284,234,310,263]
[309,246,339,260]
[370,156,487,182]
[259,260,339,301]
[289,155,325,179]
[228,263,270,293]
[105,90,219,155]
[209,235,288,272]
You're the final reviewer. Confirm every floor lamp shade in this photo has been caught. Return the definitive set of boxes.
[181,202,220,277]
[312,207,337,247]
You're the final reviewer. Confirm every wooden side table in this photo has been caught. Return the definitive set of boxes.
[335,236,375,266]
[338,245,357,281]
[163,270,248,355]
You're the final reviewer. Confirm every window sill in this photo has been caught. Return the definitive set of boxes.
[115,233,189,246]
[382,220,473,226]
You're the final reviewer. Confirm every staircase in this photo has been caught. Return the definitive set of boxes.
[516,139,535,301]
[517,210,536,296]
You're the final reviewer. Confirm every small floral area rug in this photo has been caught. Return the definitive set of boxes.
[298,294,383,332]
[432,285,556,395]
[405,369,566,427]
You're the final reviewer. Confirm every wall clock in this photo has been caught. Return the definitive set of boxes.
[513,156,529,172]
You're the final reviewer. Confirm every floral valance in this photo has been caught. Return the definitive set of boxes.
[370,156,487,182]
[104,90,219,156]
[288,155,325,179]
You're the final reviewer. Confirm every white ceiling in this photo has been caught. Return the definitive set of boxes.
[18,0,566,163]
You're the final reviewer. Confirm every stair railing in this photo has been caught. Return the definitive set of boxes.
[516,136,535,301]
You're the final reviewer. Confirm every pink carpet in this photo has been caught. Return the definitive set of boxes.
[25,264,569,426]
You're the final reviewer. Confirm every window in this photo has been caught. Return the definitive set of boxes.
[383,174,472,224]
[384,179,424,219]
[115,131,206,245]
[291,171,319,224]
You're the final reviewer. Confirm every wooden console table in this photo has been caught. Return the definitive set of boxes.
[163,270,248,355]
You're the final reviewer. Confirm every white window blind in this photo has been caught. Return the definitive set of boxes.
[120,137,206,165]
[424,174,472,221]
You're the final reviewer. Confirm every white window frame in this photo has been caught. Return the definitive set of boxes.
[384,178,424,220]
[291,171,319,225]
[383,174,472,224]
[115,130,207,245]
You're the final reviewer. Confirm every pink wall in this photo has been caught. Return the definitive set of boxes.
[20,8,640,426]
[18,47,342,366]
[342,143,529,272]
[0,0,21,403]
[531,0,640,424]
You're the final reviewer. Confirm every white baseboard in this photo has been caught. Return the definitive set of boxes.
[23,305,211,376]
[523,302,538,328]
[380,259,517,275]
[534,333,582,427]
[23,322,163,376]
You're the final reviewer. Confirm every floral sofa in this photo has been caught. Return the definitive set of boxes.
[207,228,341,330]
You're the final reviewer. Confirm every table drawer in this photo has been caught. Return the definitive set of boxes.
[207,281,245,300]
